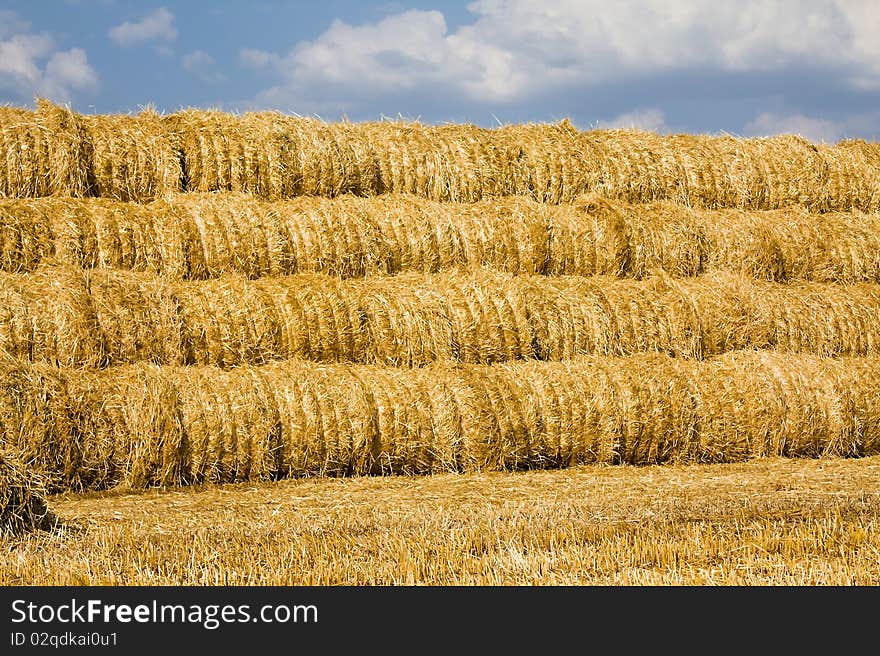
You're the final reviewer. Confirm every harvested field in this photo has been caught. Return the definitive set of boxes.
[3,194,880,283]
[5,457,878,585]
[1,103,879,588]
[2,351,879,490]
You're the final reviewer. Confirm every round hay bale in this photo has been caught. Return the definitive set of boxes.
[168,193,280,278]
[164,110,254,195]
[272,195,388,277]
[84,109,181,201]
[80,364,185,489]
[671,272,772,356]
[758,281,880,356]
[172,365,281,484]
[7,267,103,366]
[0,359,81,490]
[623,200,708,278]
[0,101,90,198]
[86,269,184,366]
[353,275,454,366]
[599,354,699,464]
[700,207,786,281]
[329,121,381,196]
[258,274,365,363]
[0,450,51,536]
[546,195,630,277]
[449,196,549,274]
[0,200,55,272]
[499,120,592,203]
[38,198,99,269]
[175,276,281,367]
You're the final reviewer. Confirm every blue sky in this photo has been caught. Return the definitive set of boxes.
[1,1,879,142]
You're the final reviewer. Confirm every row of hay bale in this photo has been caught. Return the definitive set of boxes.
[3,193,880,283]
[3,266,880,367]
[3,103,879,210]
[1,351,878,491]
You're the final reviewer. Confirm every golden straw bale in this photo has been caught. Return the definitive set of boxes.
[175,276,281,367]
[545,195,630,277]
[86,269,183,365]
[815,143,877,213]
[594,354,699,464]
[172,366,281,484]
[510,361,595,467]
[438,271,535,364]
[432,124,517,202]
[167,192,282,278]
[363,120,446,198]
[0,359,81,489]
[256,274,365,363]
[329,121,381,196]
[758,281,880,356]
[587,129,671,203]
[368,194,443,273]
[262,362,376,476]
[0,267,102,366]
[460,362,537,470]
[79,364,185,489]
[446,196,549,274]
[836,358,880,457]
[165,110,267,196]
[84,109,181,201]
[88,198,189,277]
[0,200,54,272]
[0,100,90,198]
[285,116,363,197]
[622,199,708,277]
[667,272,772,356]
[658,134,734,208]
[551,276,703,358]
[700,207,786,281]
[0,449,51,536]
[38,198,99,268]
[271,195,389,277]
[352,276,454,366]
[498,120,592,202]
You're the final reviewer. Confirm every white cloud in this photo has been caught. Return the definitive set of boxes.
[0,13,98,102]
[244,1,880,113]
[743,110,880,143]
[239,48,280,69]
[109,8,177,47]
[182,50,225,83]
[744,112,844,143]
[603,108,670,133]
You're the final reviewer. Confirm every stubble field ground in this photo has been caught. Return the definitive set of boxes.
[3,456,879,585]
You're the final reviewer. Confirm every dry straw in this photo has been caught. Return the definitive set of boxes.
[0,449,51,536]
[84,109,182,201]
[0,100,90,198]
[5,266,880,368]
[5,352,880,491]
[4,193,880,281]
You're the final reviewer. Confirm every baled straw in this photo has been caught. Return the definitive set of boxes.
[0,100,90,198]
[0,267,102,366]
[86,268,184,365]
[0,449,51,536]
[84,109,181,201]
[0,200,54,273]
